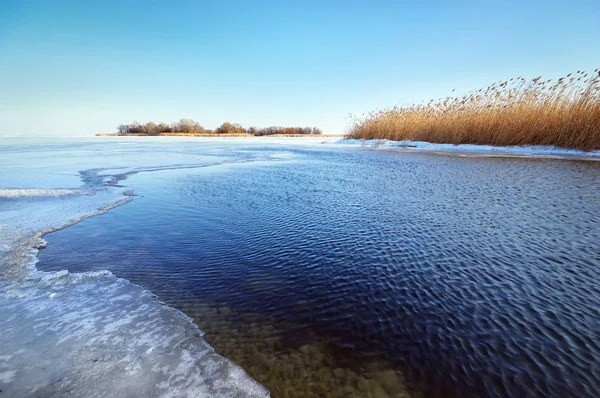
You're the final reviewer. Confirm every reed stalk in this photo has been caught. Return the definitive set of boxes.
[347,70,600,151]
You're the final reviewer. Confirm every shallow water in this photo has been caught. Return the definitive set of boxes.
[0,138,276,397]
[35,143,600,397]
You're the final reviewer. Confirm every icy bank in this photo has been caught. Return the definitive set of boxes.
[0,138,269,397]
[1,239,267,397]
[337,139,600,160]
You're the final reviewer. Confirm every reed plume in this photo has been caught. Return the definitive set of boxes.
[347,70,600,151]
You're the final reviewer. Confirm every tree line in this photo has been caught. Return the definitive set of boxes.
[116,119,323,136]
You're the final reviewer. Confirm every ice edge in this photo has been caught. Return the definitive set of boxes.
[1,192,270,397]
[336,139,600,161]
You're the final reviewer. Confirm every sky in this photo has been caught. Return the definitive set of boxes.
[1,0,599,136]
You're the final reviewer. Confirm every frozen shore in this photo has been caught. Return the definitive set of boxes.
[1,232,268,397]
[335,138,600,160]
[89,134,600,160]
[0,139,270,397]
[335,139,600,160]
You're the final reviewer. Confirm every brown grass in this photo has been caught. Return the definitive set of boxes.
[347,69,600,151]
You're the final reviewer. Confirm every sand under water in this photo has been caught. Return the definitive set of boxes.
[184,299,412,398]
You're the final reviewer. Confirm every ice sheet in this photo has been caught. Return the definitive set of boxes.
[0,138,270,397]
[337,139,600,160]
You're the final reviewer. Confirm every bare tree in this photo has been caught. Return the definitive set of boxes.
[115,119,322,136]
[117,124,129,135]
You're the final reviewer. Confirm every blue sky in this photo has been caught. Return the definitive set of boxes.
[1,0,599,136]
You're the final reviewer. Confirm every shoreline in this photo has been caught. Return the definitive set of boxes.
[337,139,600,162]
[96,132,343,138]
[94,134,600,161]
[29,156,414,398]
[0,167,269,397]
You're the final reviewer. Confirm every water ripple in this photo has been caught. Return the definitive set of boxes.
[40,148,600,397]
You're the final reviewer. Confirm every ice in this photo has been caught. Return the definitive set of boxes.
[0,243,267,397]
[0,138,270,397]
[0,188,88,198]
[337,139,600,160]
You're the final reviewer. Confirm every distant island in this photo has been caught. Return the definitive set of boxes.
[97,120,326,137]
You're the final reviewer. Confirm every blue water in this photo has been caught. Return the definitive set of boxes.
[38,144,600,397]
[0,138,277,397]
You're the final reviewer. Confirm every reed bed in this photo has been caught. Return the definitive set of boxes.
[347,70,600,151]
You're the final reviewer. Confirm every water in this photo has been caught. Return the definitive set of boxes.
[0,138,278,397]
[32,141,600,397]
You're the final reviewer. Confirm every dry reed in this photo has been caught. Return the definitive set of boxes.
[347,70,600,151]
